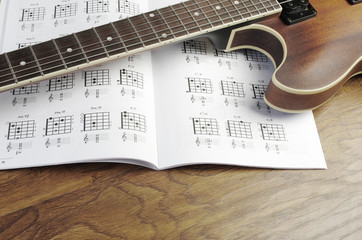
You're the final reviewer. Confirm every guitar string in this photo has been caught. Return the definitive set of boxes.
[0,0,278,80]
[0,0,281,83]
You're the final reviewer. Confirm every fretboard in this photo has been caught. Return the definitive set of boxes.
[0,0,282,92]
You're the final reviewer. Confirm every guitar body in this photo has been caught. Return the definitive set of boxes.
[225,0,362,112]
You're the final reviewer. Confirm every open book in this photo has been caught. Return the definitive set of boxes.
[0,0,326,170]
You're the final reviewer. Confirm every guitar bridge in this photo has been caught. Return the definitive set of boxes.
[278,0,317,25]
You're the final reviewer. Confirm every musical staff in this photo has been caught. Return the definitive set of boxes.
[119,69,143,89]
[182,40,207,55]
[260,123,286,141]
[84,69,110,87]
[187,77,213,94]
[49,74,75,91]
[214,49,237,59]
[54,3,77,18]
[117,0,139,15]
[85,0,109,14]
[20,7,45,21]
[83,112,110,131]
[251,84,268,99]
[221,81,245,97]
[227,120,253,139]
[12,83,39,95]
[192,118,219,135]
[243,49,268,62]
[7,120,35,140]
[121,112,146,132]
[45,116,72,136]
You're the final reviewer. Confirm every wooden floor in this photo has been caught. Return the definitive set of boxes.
[0,74,360,239]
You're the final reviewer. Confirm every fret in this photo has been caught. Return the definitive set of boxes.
[95,23,128,55]
[155,9,175,42]
[219,0,243,22]
[75,29,108,62]
[92,27,110,57]
[0,54,17,87]
[142,13,161,43]
[181,1,202,33]
[171,2,199,34]
[168,5,188,37]
[129,14,159,46]
[33,40,67,74]
[112,18,143,51]
[203,0,223,27]
[52,39,68,69]
[127,18,146,48]
[157,6,186,39]
[192,0,213,30]
[29,46,44,76]
[6,47,42,82]
[54,34,89,68]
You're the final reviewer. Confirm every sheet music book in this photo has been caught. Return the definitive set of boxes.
[0,0,326,170]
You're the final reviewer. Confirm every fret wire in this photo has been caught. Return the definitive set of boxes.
[127,18,146,48]
[110,22,129,53]
[194,0,213,27]
[0,0,280,82]
[169,4,188,35]
[73,33,90,63]
[142,13,162,43]
[29,45,45,76]
[155,8,175,39]
[93,27,110,58]
[52,39,68,70]
[4,53,18,83]
[181,1,202,32]
[219,0,234,22]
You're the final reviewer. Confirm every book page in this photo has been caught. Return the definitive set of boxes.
[152,38,326,169]
[0,0,159,170]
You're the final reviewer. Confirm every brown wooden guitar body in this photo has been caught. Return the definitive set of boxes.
[226,0,362,112]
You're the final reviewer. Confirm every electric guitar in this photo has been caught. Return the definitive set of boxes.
[0,0,360,112]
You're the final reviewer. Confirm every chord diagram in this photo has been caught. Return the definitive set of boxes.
[86,0,109,14]
[20,7,45,21]
[221,81,245,97]
[187,77,213,94]
[117,0,140,15]
[18,41,40,49]
[182,40,207,55]
[243,49,268,62]
[214,49,237,59]
[45,116,72,136]
[12,83,39,95]
[7,120,35,140]
[48,74,74,91]
[54,3,77,18]
[121,112,146,132]
[252,84,268,99]
[192,118,219,135]
[227,120,252,139]
[84,69,110,87]
[119,69,143,89]
[260,123,286,141]
[83,112,110,131]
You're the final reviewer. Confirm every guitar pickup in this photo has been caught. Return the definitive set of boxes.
[278,0,317,25]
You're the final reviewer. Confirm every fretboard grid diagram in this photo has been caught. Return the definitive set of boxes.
[182,40,207,55]
[188,77,213,94]
[121,111,146,132]
[117,0,140,15]
[227,120,253,139]
[20,7,45,22]
[45,116,72,136]
[260,123,286,141]
[214,49,237,59]
[54,3,77,18]
[252,84,268,99]
[18,41,41,49]
[221,81,245,97]
[86,0,109,14]
[243,49,269,62]
[84,69,110,87]
[119,69,144,89]
[12,83,39,95]
[7,120,35,140]
[83,112,110,131]
[192,118,219,136]
[49,74,75,91]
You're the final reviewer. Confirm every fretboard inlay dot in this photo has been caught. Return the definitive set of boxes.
[20,61,26,66]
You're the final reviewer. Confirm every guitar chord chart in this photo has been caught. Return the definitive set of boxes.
[49,74,75,91]
[119,69,143,89]
[54,3,77,18]
[84,69,110,87]
[45,116,72,136]
[20,7,45,22]
[227,120,253,139]
[18,41,41,49]
[221,81,245,97]
[187,77,213,94]
[83,112,110,131]
[7,120,35,140]
[182,40,207,55]
[260,123,286,141]
[243,49,269,62]
[214,49,237,59]
[85,0,109,14]
[251,84,268,99]
[192,118,219,135]
[12,83,39,95]
[121,112,146,132]
[117,0,140,15]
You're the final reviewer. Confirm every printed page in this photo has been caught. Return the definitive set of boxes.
[0,0,159,170]
[152,38,326,169]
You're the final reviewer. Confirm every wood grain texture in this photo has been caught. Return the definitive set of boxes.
[0,75,361,239]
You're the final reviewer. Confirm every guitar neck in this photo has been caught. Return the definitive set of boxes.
[0,0,282,92]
